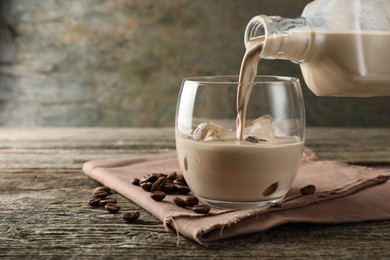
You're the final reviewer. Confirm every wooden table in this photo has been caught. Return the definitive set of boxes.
[1,127,389,258]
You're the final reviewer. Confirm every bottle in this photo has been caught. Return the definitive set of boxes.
[245,0,390,97]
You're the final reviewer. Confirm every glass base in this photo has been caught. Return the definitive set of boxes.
[197,195,285,210]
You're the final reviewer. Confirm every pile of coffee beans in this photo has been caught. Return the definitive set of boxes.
[88,186,140,223]
[131,171,190,195]
[131,172,210,214]
[87,172,210,225]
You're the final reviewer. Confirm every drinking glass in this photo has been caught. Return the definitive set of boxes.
[175,75,305,209]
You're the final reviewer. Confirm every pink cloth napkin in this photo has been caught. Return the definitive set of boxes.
[82,148,390,245]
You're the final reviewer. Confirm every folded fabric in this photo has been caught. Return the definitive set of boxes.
[82,148,390,245]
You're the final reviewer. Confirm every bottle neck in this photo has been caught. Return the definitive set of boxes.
[245,15,313,63]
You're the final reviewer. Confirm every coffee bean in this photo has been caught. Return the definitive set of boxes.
[140,175,159,184]
[176,185,191,195]
[105,203,120,213]
[173,197,187,208]
[140,182,153,192]
[176,176,187,186]
[263,182,278,196]
[93,190,109,199]
[150,191,166,201]
[300,184,316,195]
[173,180,186,186]
[151,176,166,192]
[88,198,101,207]
[193,204,210,214]
[131,178,140,186]
[99,198,117,206]
[163,183,177,194]
[185,196,199,207]
[244,136,266,143]
[122,211,140,222]
[94,186,111,194]
[167,171,177,181]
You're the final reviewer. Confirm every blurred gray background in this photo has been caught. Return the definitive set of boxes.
[0,0,389,127]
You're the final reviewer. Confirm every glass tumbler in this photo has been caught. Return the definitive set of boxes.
[175,76,305,209]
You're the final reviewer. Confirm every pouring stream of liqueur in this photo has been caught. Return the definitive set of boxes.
[236,36,265,141]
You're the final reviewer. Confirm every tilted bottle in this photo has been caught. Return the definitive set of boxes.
[245,0,390,97]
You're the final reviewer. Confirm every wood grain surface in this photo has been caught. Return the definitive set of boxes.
[0,127,389,258]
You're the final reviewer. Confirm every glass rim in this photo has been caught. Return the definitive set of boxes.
[182,75,300,85]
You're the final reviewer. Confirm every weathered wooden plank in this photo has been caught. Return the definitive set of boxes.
[306,127,390,164]
[0,128,175,142]
[1,183,389,259]
[1,183,390,257]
